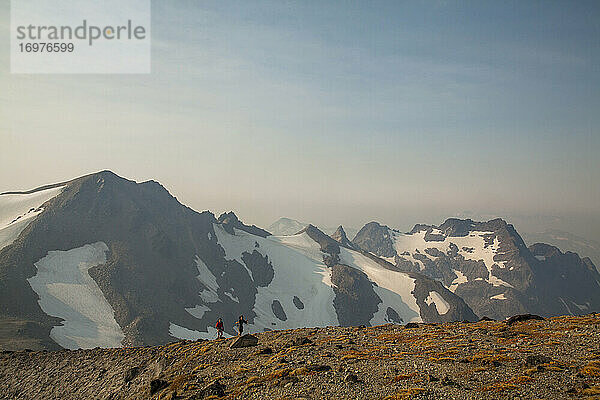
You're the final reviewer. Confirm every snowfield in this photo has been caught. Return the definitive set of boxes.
[27,242,125,349]
[268,217,308,236]
[168,225,426,342]
[449,270,468,292]
[390,229,512,288]
[169,322,232,341]
[337,248,421,324]
[213,225,339,333]
[0,186,64,251]
[425,291,450,315]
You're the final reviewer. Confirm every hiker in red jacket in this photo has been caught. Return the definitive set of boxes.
[215,318,224,339]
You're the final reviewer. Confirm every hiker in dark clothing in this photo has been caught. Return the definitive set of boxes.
[215,318,224,339]
[234,315,248,336]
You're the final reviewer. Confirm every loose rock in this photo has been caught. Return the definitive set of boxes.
[506,314,544,325]
[229,334,259,349]
[149,379,169,395]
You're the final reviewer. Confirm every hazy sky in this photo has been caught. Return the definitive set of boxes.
[1,1,599,237]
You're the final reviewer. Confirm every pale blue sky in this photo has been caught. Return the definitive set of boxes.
[1,1,599,237]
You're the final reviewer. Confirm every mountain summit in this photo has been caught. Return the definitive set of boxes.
[331,225,354,249]
[267,217,307,236]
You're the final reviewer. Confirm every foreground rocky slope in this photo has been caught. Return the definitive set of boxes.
[1,314,599,399]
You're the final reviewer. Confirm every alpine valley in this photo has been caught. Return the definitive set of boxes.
[0,171,598,351]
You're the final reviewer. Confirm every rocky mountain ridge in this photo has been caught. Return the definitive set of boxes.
[352,218,600,320]
[0,171,475,351]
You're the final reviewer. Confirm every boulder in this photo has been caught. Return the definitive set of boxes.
[525,354,552,366]
[200,380,226,397]
[256,347,273,355]
[229,334,258,349]
[506,314,544,326]
[124,366,140,383]
[288,336,312,347]
[306,364,331,372]
[149,379,169,395]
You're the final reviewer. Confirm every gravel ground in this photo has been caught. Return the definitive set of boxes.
[1,314,599,399]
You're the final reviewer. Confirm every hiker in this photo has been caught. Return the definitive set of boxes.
[234,315,248,336]
[215,318,224,339]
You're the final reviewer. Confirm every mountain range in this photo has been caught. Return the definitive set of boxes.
[0,171,597,351]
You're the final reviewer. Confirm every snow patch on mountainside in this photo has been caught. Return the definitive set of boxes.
[338,248,421,324]
[194,256,219,303]
[212,225,339,332]
[185,305,210,320]
[169,323,231,341]
[425,291,450,315]
[185,256,220,320]
[0,186,64,251]
[210,224,426,329]
[27,242,124,349]
[391,229,510,287]
[268,217,308,236]
[449,270,468,292]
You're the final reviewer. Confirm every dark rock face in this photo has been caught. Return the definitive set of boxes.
[412,276,478,323]
[438,219,476,237]
[271,300,287,321]
[0,318,61,351]
[353,217,600,320]
[331,265,381,326]
[331,226,354,249]
[241,250,274,287]
[292,296,304,310]
[352,222,395,258]
[385,307,403,324]
[217,212,271,238]
[229,334,258,348]
[522,229,600,271]
[528,243,600,316]
[302,225,340,266]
